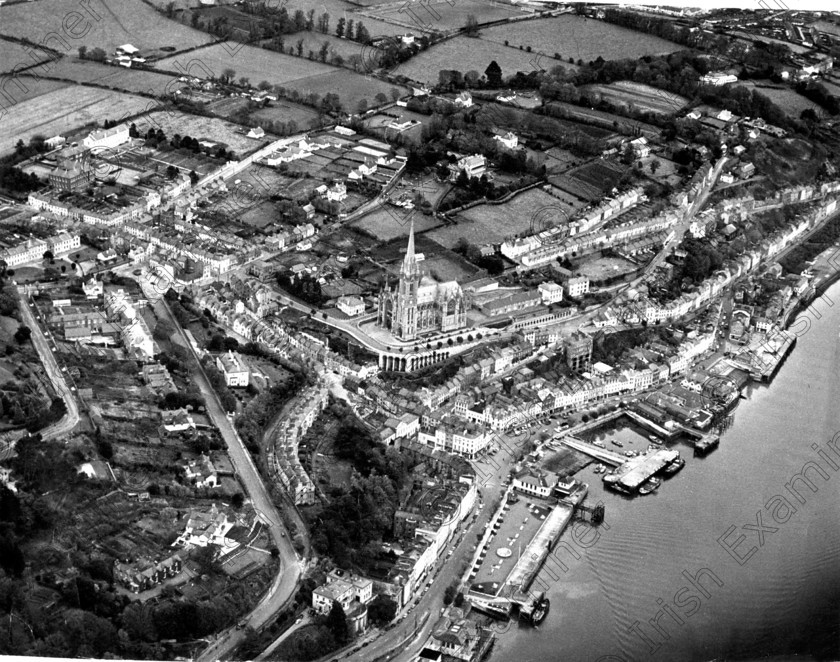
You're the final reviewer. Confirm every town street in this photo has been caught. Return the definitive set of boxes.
[15,287,80,442]
[145,288,301,662]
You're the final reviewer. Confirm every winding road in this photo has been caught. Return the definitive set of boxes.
[144,285,301,662]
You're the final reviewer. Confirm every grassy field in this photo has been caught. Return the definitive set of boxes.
[734,81,821,118]
[155,42,334,86]
[39,58,184,96]
[368,0,522,33]
[582,80,689,115]
[0,0,212,56]
[136,110,270,156]
[429,188,579,248]
[0,38,56,75]
[251,102,322,130]
[262,31,370,62]
[0,85,157,156]
[480,15,682,63]
[0,75,69,110]
[352,206,441,241]
[284,69,406,112]
[394,36,543,84]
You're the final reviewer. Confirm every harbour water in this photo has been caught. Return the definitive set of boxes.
[491,283,840,662]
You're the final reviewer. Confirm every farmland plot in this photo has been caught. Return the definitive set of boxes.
[735,81,821,118]
[581,81,689,115]
[283,70,406,112]
[0,38,56,75]
[0,75,69,110]
[0,85,158,156]
[136,110,273,155]
[155,42,335,86]
[252,101,323,130]
[480,15,681,63]
[0,0,212,56]
[394,37,544,85]
[368,0,522,34]
[39,59,184,96]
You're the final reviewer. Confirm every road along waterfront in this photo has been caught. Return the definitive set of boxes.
[489,281,840,662]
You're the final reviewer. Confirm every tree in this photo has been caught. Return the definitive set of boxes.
[222,68,236,84]
[375,92,388,105]
[465,14,479,36]
[368,595,397,626]
[78,46,87,59]
[357,98,368,114]
[355,22,370,43]
[326,602,349,643]
[42,250,54,261]
[390,87,401,102]
[649,159,661,175]
[336,17,345,38]
[485,60,502,86]
[189,170,199,186]
[14,326,31,344]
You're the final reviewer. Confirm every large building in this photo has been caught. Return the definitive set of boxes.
[377,221,467,341]
[49,160,91,192]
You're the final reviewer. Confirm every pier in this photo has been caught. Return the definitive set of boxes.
[559,436,626,466]
[603,448,680,493]
[467,498,574,621]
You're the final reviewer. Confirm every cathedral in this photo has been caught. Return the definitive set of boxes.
[377,221,468,341]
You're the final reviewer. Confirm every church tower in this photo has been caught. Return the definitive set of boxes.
[393,219,420,340]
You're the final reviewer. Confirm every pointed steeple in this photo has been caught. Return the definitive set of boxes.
[401,218,418,277]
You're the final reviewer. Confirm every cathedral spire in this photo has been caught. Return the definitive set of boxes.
[401,218,418,277]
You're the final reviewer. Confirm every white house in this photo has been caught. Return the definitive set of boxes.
[83,124,130,150]
[538,282,563,305]
[449,155,486,182]
[454,91,473,107]
[494,131,519,150]
[513,468,559,499]
[565,276,590,298]
[337,295,365,317]
[699,72,738,86]
[216,351,250,387]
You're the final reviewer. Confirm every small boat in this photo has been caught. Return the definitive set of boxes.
[592,441,605,448]
[611,440,624,448]
[624,450,636,458]
[649,435,662,444]
[663,457,685,475]
[639,478,660,495]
